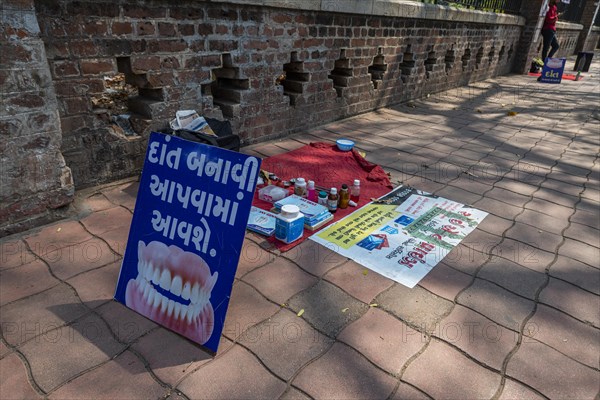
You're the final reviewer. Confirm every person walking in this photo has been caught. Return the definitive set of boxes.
[540,0,560,62]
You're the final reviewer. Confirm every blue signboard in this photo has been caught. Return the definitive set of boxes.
[114,132,260,353]
[540,57,566,84]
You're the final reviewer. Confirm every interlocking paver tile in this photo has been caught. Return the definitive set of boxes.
[462,228,503,251]
[505,221,563,254]
[80,207,132,236]
[375,284,453,333]
[433,184,482,206]
[440,244,489,275]
[493,178,539,196]
[0,341,11,358]
[418,262,472,301]
[0,239,37,270]
[283,239,347,277]
[539,278,599,328]
[524,198,576,222]
[253,143,289,157]
[0,259,60,306]
[24,221,93,252]
[235,238,276,278]
[47,238,119,280]
[243,257,317,305]
[564,222,600,248]
[404,176,446,193]
[478,256,546,299]
[582,187,600,202]
[1,283,88,347]
[448,179,495,197]
[540,178,585,197]
[498,378,545,400]
[484,187,530,208]
[66,261,120,308]
[239,308,333,381]
[549,255,599,295]
[570,208,600,230]
[96,227,129,256]
[177,345,286,399]
[526,304,599,369]
[437,304,517,370]
[506,340,598,399]
[558,238,599,267]
[0,352,43,399]
[493,238,555,273]
[473,196,523,220]
[130,327,217,386]
[222,281,280,341]
[279,387,311,400]
[535,185,580,207]
[458,278,535,331]
[403,340,501,399]
[76,192,115,213]
[287,280,368,338]
[475,214,514,237]
[95,300,156,344]
[48,350,166,399]
[338,307,426,375]
[19,313,126,393]
[101,181,139,210]
[515,208,570,235]
[389,383,430,400]
[323,260,395,304]
[293,342,397,400]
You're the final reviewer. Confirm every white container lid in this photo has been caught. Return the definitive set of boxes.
[330,187,337,195]
[353,179,360,186]
[296,177,306,185]
[307,180,315,189]
[281,204,300,217]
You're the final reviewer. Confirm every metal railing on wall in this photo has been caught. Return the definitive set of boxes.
[557,0,588,24]
[418,0,523,15]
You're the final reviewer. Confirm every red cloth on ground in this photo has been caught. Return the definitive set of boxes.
[252,142,393,252]
[528,72,582,81]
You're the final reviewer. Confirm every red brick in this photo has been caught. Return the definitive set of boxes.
[69,40,98,57]
[123,5,166,19]
[177,23,195,36]
[197,23,213,35]
[63,97,90,115]
[83,20,107,36]
[136,21,155,36]
[80,59,114,75]
[131,56,160,73]
[111,21,132,36]
[52,60,80,78]
[158,22,176,36]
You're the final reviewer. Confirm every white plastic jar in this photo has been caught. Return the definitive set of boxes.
[275,204,304,244]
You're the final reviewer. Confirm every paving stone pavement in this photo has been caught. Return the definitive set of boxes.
[1,55,599,399]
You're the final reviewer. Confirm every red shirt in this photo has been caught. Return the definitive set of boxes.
[543,5,558,31]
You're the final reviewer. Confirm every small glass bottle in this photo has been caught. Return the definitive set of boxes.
[318,191,328,206]
[327,187,338,213]
[338,184,350,209]
[307,180,317,202]
[350,179,360,203]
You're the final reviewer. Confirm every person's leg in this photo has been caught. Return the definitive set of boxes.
[541,29,553,61]
[548,32,560,58]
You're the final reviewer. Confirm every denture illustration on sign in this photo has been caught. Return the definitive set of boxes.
[125,240,218,344]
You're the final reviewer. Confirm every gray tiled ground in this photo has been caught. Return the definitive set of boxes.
[1,55,598,399]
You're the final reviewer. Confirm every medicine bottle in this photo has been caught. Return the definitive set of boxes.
[318,191,328,206]
[327,188,338,213]
[338,184,350,209]
[307,180,317,202]
[350,179,360,203]
[294,177,307,197]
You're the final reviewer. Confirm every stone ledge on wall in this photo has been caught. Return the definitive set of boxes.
[220,0,525,25]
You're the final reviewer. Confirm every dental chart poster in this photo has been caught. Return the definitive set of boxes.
[114,132,260,353]
[310,186,488,288]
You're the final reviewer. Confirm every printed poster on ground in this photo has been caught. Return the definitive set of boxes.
[310,185,488,288]
[114,132,260,353]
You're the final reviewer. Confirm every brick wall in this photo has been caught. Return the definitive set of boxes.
[552,22,584,58]
[1,0,74,236]
[33,0,523,190]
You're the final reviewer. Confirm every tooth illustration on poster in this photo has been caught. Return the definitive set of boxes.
[125,241,218,345]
